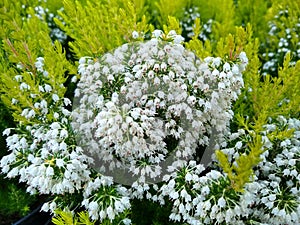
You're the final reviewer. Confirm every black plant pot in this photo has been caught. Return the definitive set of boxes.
[12,205,52,225]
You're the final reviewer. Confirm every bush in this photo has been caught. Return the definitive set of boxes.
[0,0,299,224]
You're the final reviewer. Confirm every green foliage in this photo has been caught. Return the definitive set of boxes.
[55,0,150,59]
[261,0,300,75]
[0,182,36,217]
[131,199,184,225]
[52,208,133,225]
[162,16,182,35]
[215,22,300,191]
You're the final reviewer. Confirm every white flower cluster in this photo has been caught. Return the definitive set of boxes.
[154,161,251,225]
[249,117,300,224]
[0,57,90,209]
[1,57,134,222]
[72,34,248,184]
[82,176,131,222]
[151,116,299,224]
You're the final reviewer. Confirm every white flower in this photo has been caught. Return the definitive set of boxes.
[41,202,50,212]
[152,29,163,38]
[173,35,184,44]
[185,173,193,182]
[11,98,18,104]
[52,94,59,102]
[122,218,132,225]
[88,201,98,211]
[201,186,210,195]
[235,141,243,149]
[71,75,77,83]
[15,75,22,82]
[44,84,52,92]
[49,201,57,212]
[46,166,54,176]
[2,128,11,136]
[217,197,226,208]
[223,62,231,72]
[56,159,65,168]
[170,191,179,200]
[132,31,139,39]
[106,206,115,220]
[20,82,30,90]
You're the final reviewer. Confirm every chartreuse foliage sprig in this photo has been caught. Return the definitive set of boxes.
[54,0,150,58]
[52,209,95,225]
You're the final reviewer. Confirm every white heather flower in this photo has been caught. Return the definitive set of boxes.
[223,62,231,72]
[122,218,131,225]
[11,98,18,104]
[173,35,184,44]
[2,128,11,136]
[71,75,77,83]
[41,202,50,212]
[20,82,30,90]
[52,94,59,102]
[49,201,57,212]
[217,197,226,208]
[132,31,139,39]
[152,29,163,38]
[53,112,59,119]
[44,84,52,92]
[15,75,22,82]
[56,158,64,168]
[46,166,54,176]
[107,206,115,220]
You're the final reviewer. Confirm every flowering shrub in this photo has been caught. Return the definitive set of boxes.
[0,30,248,223]
[0,0,300,225]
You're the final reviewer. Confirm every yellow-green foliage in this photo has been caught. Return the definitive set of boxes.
[52,208,132,225]
[154,0,190,28]
[55,0,149,58]
[0,2,75,124]
[187,18,300,191]
[216,135,263,192]
[52,209,95,225]
[235,0,271,39]
[193,0,236,40]
[186,22,252,59]
[162,16,182,35]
